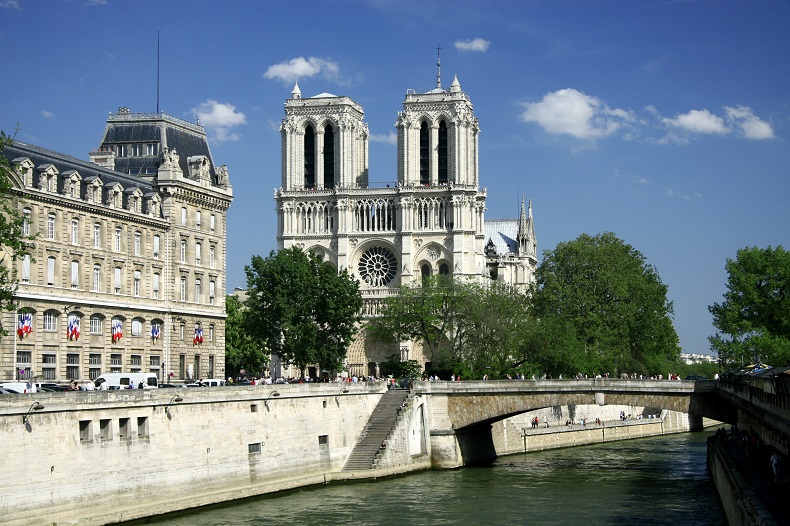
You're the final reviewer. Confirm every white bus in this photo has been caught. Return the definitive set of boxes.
[94,373,159,390]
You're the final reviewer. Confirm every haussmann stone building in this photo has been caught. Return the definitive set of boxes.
[1,108,233,384]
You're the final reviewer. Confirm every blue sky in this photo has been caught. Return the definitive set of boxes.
[1,0,788,358]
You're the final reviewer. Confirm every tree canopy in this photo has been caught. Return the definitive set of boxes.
[530,232,680,376]
[243,247,362,378]
[0,130,34,336]
[224,294,268,379]
[368,276,535,379]
[709,245,790,367]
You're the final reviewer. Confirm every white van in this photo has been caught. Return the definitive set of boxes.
[94,373,159,390]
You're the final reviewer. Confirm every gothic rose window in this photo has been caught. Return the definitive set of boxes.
[358,246,398,288]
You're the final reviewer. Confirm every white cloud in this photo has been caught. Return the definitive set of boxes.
[664,109,728,135]
[454,38,490,52]
[0,0,20,9]
[264,57,341,84]
[725,105,775,140]
[520,88,633,139]
[369,131,397,145]
[41,110,54,118]
[191,100,246,142]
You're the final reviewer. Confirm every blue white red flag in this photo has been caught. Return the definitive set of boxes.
[17,312,32,339]
[193,326,204,345]
[151,324,160,341]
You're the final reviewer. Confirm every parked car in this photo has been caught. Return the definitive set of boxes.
[684,375,708,381]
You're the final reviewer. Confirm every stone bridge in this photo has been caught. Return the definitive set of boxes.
[413,379,735,468]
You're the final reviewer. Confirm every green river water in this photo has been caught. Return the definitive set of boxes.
[148,432,725,526]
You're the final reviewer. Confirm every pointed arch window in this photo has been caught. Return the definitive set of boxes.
[419,122,429,185]
[438,120,448,184]
[304,125,315,189]
[323,124,335,189]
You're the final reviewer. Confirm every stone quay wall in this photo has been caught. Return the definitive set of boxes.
[707,440,776,526]
[0,384,396,525]
[492,406,718,455]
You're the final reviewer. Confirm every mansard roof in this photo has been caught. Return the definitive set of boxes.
[4,141,155,194]
[96,109,215,179]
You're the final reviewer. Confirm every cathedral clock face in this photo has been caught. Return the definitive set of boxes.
[358,246,398,287]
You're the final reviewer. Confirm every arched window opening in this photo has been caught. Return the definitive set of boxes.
[324,125,335,189]
[421,264,431,285]
[438,120,448,184]
[439,263,449,276]
[419,122,429,185]
[304,125,315,189]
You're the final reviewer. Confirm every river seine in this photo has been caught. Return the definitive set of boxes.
[150,432,725,525]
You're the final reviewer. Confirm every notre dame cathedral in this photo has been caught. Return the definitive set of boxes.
[274,68,537,377]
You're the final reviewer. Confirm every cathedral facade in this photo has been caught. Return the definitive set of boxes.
[275,74,537,376]
[1,109,232,384]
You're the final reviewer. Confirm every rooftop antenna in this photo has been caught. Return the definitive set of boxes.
[156,29,160,113]
[436,41,442,89]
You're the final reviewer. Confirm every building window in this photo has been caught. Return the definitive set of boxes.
[133,270,141,296]
[420,121,429,185]
[209,324,215,342]
[180,239,186,263]
[194,278,201,303]
[304,125,315,189]
[71,261,79,289]
[146,143,157,156]
[90,315,103,334]
[47,256,56,286]
[324,124,335,189]
[114,267,122,294]
[180,276,186,301]
[134,232,141,255]
[93,264,101,291]
[131,354,142,367]
[209,246,215,268]
[47,214,55,240]
[21,255,30,283]
[131,318,143,337]
[150,355,160,368]
[181,207,187,226]
[43,354,56,380]
[209,281,215,305]
[195,211,201,229]
[117,145,127,157]
[22,209,30,237]
[114,228,122,252]
[153,272,160,299]
[79,420,93,443]
[438,120,448,184]
[151,321,162,343]
[100,419,112,441]
[132,144,143,156]
[110,353,122,367]
[153,235,160,258]
[89,353,101,366]
[66,353,80,380]
[210,214,215,232]
[195,242,202,265]
[71,219,79,245]
[93,223,101,248]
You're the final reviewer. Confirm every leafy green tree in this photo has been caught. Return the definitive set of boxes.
[709,245,790,367]
[530,232,680,376]
[378,354,422,380]
[243,247,362,379]
[0,129,35,336]
[225,294,268,379]
[369,276,536,379]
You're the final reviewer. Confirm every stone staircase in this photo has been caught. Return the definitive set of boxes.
[342,389,410,471]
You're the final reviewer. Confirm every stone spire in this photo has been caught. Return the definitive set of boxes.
[450,74,461,93]
[291,81,301,99]
[517,196,536,256]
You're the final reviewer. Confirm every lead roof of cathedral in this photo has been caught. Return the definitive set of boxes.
[484,219,519,256]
